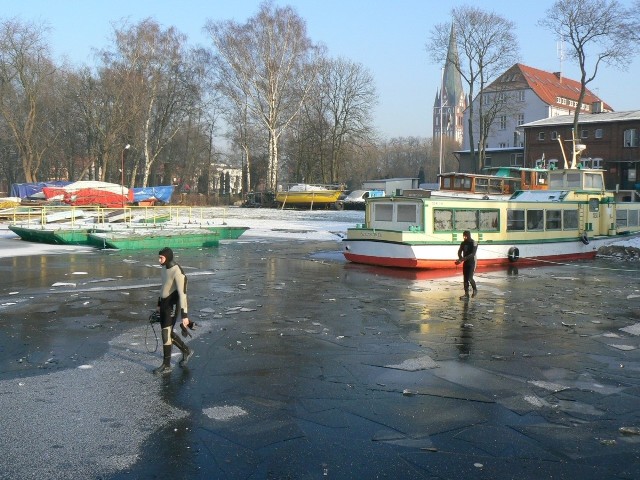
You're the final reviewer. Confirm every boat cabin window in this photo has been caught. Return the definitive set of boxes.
[373,204,393,222]
[527,210,544,230]
[507,210,525,231]
[475,178,488,193]
[563,210,578,229]
[547,172,564,189]
[433,208,500,232]
[489,179,504,194]
[584,173,604,190]
[566,172,581,188]
[397,204,418,223]
[617,209,640,227]
[454,177,472,190]
[546,210,562,230]
[479,210,499,230]
[588,198,600,213]
[509,208,579,231]
[442,177,452,189]
[434,209,453,230]
[454,209,477,231]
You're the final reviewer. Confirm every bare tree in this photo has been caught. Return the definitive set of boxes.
[317,58,377,183]
[206,2,323,191]
[100,18,202,187]
[428,7,519,172]
[539,0,637,138]
[0,19,57,182]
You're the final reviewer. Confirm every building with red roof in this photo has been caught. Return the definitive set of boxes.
[457,63,611,172]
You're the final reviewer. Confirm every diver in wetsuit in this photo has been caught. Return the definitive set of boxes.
[154,247,194,374]
[455,230,478,300]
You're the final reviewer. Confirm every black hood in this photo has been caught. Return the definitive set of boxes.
[159,247,174,266]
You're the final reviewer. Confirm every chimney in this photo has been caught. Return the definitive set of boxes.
[552,72,562,81]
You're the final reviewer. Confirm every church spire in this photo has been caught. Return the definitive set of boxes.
[433,24,466,144]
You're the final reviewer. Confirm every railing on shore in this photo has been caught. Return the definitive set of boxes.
[0,204,230,227]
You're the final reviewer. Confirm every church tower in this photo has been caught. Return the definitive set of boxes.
[433,25,466,145]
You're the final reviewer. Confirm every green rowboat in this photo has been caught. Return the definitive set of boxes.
[87,226,248,250]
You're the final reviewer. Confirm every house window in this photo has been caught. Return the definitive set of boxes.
[485,156,492,167]
[581,129,588,139]
[538,132,545,141]
[595,128,603,139]
[516,114,524,125]
[499,116,507,130]
[516,90,525,102]
[624,129,639,147]
[511,153,523,166]
[551,131,558,140]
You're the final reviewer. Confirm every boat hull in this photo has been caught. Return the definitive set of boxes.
[275,190,342,207]
[342,233,638,270]
[87,226,248,250]
[9,225,70,245]
[203,226,249,240]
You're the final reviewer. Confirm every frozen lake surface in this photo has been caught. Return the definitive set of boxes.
[0,206,639,479]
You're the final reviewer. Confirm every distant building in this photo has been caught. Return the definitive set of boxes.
[458,63,611,172]
[433,26,466,145]
[362,178,419,196]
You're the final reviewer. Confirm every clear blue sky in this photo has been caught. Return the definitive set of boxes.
[4,0,638,143]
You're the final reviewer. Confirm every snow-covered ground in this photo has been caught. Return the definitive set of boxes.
[0,207,365,258]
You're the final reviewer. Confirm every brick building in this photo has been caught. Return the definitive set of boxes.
[521,110,640,200]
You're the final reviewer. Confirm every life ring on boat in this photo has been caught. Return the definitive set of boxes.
[508,246,519,262]
[580,233,589,245]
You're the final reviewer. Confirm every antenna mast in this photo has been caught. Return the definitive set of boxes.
[556,40,565,82]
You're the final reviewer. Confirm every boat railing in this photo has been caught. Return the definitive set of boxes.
[2,205,233,227]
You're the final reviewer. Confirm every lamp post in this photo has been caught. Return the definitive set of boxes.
[121,144,130,208]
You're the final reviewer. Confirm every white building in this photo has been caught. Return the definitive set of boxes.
[460,64,611,171]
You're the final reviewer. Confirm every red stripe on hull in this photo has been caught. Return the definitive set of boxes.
[343,251,597,270]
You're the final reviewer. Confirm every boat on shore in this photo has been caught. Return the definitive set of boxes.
[342,166,640,270]
[87,225,248,250]
[275,184,344,210]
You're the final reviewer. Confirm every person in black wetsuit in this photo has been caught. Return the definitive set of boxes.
[455,230,478,300]
[154,247,194,374]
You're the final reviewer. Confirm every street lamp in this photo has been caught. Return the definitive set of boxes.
[121,144,130,208]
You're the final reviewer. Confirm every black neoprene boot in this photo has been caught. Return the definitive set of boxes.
[171,332,193,367]
[153,345,172,374]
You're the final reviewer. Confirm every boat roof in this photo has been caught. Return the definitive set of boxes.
[509,190,568,201]
[438,171,520,180]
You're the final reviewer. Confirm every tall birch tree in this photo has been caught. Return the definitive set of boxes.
[206,2,323,190]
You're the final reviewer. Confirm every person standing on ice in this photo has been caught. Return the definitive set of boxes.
[455,230,478,300]
[154,247,194,374]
